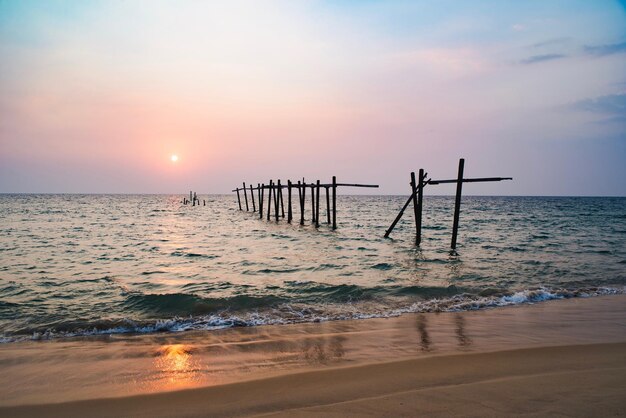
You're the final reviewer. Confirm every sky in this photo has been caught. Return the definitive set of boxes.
[0,0,625,195]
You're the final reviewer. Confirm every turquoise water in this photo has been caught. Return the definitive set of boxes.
[0,194,624,341]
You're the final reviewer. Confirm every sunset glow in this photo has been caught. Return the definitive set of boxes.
[171,155,179,163]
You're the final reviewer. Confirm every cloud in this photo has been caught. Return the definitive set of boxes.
[530,38,570,48]
[520,53,566,65]
[584,41,626,56]
[511,23,525,31]
[569,93,626,114]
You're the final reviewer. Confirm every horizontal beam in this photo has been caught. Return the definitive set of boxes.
[233,182,379,192]
[428,177,512,185]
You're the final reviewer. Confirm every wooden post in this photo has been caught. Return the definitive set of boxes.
[299,181,305,225]
[267,180,272,221]
[416,169,424,246]
[190,191,192,203]
[274,181,280,221]
[243,182,249,211]
[410,172,419,244]
[287,180,293,223]
[451,158,465,250]
[332,176,337,229]
[278,180,285,218]
[310,184,315,223]
[325,186,330,224]
[250,183,256,212]
[203,200,206,206]
[315,180,320,228]
[236,188,242,210]
[259,184,264,219]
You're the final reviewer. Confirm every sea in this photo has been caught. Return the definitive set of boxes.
[1,194,624,343]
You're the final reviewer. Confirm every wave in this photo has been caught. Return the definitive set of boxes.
[1,285,622,343]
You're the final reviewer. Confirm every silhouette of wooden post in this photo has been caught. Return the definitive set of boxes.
[190,191,192,204]
[243,183,249,211]
[299,181,305,225]
[325,186,331,224]
[278,180,285,218]
[249,183,256,212]
[315,180,321,228]
[259,184,264,219]
[310,184,315,223]
[267,180,273,221]
[287,180,293,223]
[416,169,424,246]
[236,188,242,210]
[332,176,337,229]
[451,158,465,250]
[274,181,280,222]
[410,172,419,242]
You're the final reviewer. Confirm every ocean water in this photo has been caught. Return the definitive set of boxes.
[0,194,624,342]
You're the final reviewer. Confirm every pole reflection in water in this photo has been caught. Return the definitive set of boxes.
[416,314,432,352]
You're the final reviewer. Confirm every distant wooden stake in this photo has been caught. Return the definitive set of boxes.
[451,158,465,250]
[325,186,330,224]
[274,181,280,221]
[260,184,264,219]
[315,180,320,228]
[416,169,424,246]
[236,188,242,210]
[299,181,305,225]
[278,180,285,218]
[250,183,256,212]
[311,184,315,223]
[287,180,293,223]
[332,176,337,230]
[267,180,272,221]
[410,172,419,245]
[243,182,249,211]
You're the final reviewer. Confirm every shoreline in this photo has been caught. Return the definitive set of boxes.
[1,295,625,415]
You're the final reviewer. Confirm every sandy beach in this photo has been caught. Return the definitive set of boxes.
[1,295,625,417]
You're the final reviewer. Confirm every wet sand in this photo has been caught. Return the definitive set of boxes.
[1,295,625,416]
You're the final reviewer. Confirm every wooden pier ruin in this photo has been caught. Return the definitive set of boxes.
[385,158,512,249]
[232,177,379,229]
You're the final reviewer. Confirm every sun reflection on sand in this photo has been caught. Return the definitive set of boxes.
[152,344,204,390]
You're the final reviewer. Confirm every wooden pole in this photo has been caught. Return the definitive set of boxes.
[325,186,330,224]
[451,158,465,250]
[267,180,272,221]
[299,180,305,225]
[250,183,256,212]
[315,180,320,228]
[190,191,192,204]
[278,180,285,218]
[274,180,278,222]
[259,184,264,219]
[416,169,424,246]
[236,188,242,210]
[311,184,315,223]
[410,172,419,245]
[332,176,337,230]
[287,180,293,223]
[243,182,249,211]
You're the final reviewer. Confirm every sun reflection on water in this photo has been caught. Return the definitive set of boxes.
[153,344,203,390]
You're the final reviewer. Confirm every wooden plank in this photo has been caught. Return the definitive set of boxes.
[332,176,337,230]
[243,182,249,211]
[416,169,424,246]
[410,172,419,244]
[325,186,330,224]
[259,183,264,219]
[250,183,256,212]
[236,188,242,210]
[451,158,465,250]
[315,180,320,228]
[287,180,293,223]
[267,180,272,221]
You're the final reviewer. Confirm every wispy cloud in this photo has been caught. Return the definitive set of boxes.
[530,38,570,49]
[584,41,626,56]
[570,93,626,114]
[520,53,566,65]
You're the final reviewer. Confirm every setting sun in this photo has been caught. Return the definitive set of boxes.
[171,155,178,163]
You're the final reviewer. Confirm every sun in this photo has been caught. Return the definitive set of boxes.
[170,154,178,163]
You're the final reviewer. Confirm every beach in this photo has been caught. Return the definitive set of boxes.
[2,295,625,417]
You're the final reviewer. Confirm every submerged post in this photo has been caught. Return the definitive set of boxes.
[243,182,249,211]
[287,180,293,223]
[310,183,315,223]
[315,180,320,228]
[250,183,256,212]
[410,172,419,243]
[451,158,465,250]
[236,188,242,210]
[332,176,337,230]
[325,186,331,224]
[267,180,273,221]
[278,180,285,218]
[416,168,424,246]
[260,183,264,219]
[299,180,305,225]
